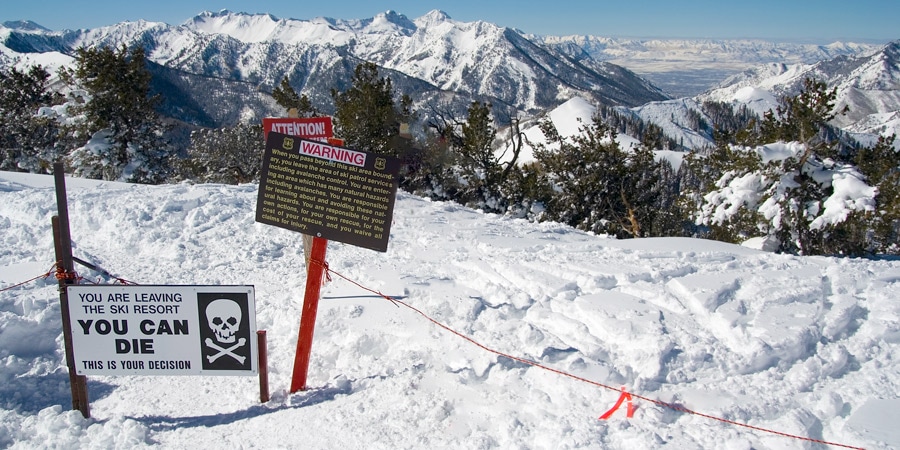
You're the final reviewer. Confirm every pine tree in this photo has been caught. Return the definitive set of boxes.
[331,62,411,156]
[855,134,900,254]
[624,142,665,237]
[650,159,689,237]
[272,76,318,117]
[62,45,172,183]
[689,137,765,243]
[453,101,500,206]
[0,65,64,172]
[534,115,665,237]
[533,117,613,232]
[694,78,880,255]
[175,123,264,184]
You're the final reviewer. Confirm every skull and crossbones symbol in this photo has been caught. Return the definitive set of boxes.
[205,299,246,364]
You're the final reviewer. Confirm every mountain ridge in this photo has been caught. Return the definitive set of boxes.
[0,10,896,150]
[700,40,900,139]
[0,9,668,128]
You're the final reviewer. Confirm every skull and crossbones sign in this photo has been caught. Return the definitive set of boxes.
[204,299,246,364]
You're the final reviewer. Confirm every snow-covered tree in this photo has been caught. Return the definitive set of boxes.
[695,78,884,255]
[175,123,264,184]
[0,65,65,173]
[62,45,173,183]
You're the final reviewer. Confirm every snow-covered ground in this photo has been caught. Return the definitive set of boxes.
[1,170,899,449]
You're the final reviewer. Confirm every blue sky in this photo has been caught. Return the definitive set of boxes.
[2,0,897,42]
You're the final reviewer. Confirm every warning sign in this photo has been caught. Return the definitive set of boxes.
[256,131,400,252]
[262,117,333,141]
[65,285,257,376]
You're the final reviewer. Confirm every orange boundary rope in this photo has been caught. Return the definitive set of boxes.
[0,264,56,292]
[316,261,865,450]
[1,260,137,292]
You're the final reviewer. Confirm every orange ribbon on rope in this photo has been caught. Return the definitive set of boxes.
[599,386,635,420]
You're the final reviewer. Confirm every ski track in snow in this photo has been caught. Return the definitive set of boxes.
[1,172,899,449]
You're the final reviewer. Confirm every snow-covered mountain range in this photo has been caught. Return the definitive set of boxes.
[703,41,900,139]
[1,10,897,150]
[0,10,667,128]
[579,40,900,152]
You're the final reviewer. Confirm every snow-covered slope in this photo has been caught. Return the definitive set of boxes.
[2,170,898,449]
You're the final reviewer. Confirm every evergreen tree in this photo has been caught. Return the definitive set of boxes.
[0,65,64,172]
[625,141,667,237]
[447,102,527,212]
[686,137,764,243]
[399,130,459,201]
[650,159,690,237]
[855,134,900,254]
[761,78,855,254]
[411,101,528,214]
[459,102,498,179]
[62,45,172,183]
[700,100,757,141]
[694,78,882,255]
[272,76,318,117]
[534,115,664,237]
[501,161,554,221]
[331,62,411,156]
[175,123,264,184]
[452,101,501,207]
[403,102,466,200]
[533,117,609,231]
[639,123,666,150]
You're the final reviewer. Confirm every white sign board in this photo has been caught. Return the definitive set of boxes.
[66,285,257,376]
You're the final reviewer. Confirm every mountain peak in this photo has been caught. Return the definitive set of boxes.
[372,10,416,30]
[2,20,50,32]
[422,10,451,21]
[196,10,232,18]
[415,10,452,27]
[884,40,900,60]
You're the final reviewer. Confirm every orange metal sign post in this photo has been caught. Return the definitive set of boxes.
[290,235,328,392]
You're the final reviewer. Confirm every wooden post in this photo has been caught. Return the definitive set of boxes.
[257,330,269,403]
[289,236,328,392]
[52,163,90,418]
